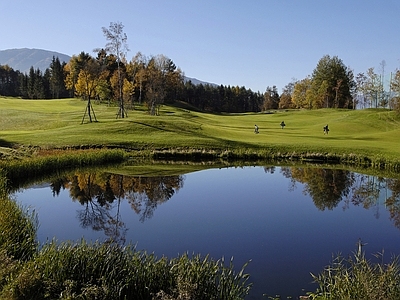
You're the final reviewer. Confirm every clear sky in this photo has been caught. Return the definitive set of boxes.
[1,0,400,93]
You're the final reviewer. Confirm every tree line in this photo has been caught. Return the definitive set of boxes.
[2,22,400,114]
[0,57,69,99]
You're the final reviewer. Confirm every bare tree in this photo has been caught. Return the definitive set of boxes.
[100,22,129,118]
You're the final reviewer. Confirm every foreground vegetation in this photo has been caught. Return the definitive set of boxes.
[308,241,400,300]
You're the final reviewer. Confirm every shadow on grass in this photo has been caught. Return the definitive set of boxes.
[0,139,14,148]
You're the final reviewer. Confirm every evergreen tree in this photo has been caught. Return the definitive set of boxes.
[27,67,36,99]
[311,55,355,108]
[33,68,45,99]
[0,65,19,96]
[49,56,66,98]
[19,73,28,98]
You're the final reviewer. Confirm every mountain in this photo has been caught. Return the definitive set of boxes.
[184,76,218,87]
[0,48,71,73]
[0,48,217,86]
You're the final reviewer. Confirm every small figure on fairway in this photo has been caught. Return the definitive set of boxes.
[323,124,329,135]
[280,121,286,129]
[254,124,259,134]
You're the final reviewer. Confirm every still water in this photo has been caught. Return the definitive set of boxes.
[14,166,400,299]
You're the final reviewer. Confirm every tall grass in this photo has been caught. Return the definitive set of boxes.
[0,149,127,186]
[0,197,38,262]
[0,174,38,294]
[308,241,400,300]
[0,241,251,300]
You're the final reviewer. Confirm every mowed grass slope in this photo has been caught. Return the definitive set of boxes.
[1,97,400,160]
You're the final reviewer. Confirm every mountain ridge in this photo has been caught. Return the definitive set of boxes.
[0,48,71,74]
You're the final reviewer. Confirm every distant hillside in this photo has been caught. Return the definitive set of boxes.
[184,76,218,87]
[0,48,71,73]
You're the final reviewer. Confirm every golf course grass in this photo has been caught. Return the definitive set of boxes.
[1,96,399,168]
[1,96,400,299]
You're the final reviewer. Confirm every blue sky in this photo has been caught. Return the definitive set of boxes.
[1,0,400,92]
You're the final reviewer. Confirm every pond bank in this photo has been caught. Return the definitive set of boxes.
[1,145,400,179]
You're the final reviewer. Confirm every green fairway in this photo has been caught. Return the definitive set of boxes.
[1,96,400,162]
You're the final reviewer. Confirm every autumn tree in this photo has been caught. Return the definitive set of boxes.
[279,81,295,109]
[145,55,166,115]
[261,86,280,110]
[363,67,384,108]
[122,77,135,109]
[128,52,148,104]
[64,52,92,97]
[292,77,312,108]
[163,58,184,103]
[75,56,102,123]
[355,72,368,108]
[307,79,329,108]
[390,69,400,114]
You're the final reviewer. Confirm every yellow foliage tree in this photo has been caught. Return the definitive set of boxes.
[292,77,312,108]
[123,78,135,109]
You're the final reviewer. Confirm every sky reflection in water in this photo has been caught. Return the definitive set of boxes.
[14,166,400,299]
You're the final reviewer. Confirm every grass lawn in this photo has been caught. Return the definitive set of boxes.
[1,96,400,162]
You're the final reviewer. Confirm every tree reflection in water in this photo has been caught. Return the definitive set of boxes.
[279,167,354,210]
[386,178,400,229]
[45,166,400,242]
[275,166,400,230]
[49,172,184,244]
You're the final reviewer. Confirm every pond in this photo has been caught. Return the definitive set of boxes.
[13,165,400,299]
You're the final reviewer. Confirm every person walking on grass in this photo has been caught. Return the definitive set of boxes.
[323,124,329,135]
[254,124,259,134]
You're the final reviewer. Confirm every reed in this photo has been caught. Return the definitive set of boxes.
[0,149,127,185]
[0,186,38,294]
[0,196,38,262]
[1,241,251,299]
[308,241,400,300]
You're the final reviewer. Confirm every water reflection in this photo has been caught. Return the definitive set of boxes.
[276,167,400,229]
[47,172,184,244]
[12,165,400,298]
[20,167,400,233]
[37,166,400,240]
